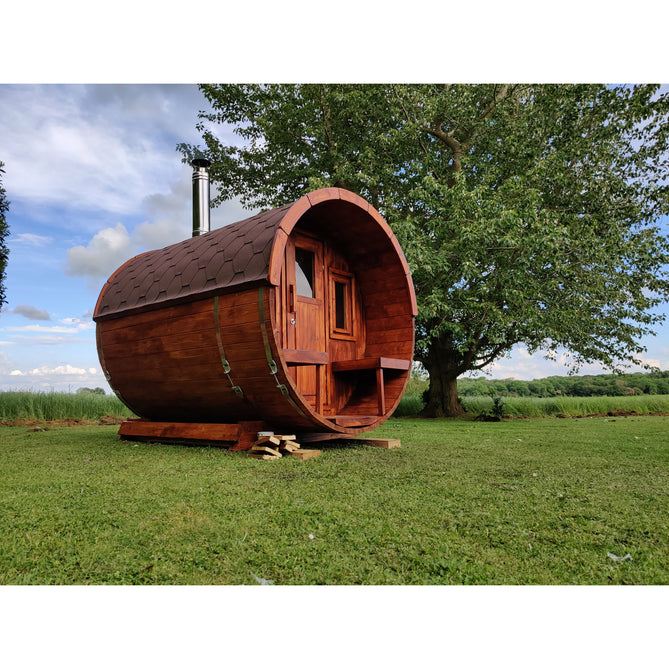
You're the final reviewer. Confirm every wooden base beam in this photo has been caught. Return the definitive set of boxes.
[117,421,399,452]
[118,419,265,450]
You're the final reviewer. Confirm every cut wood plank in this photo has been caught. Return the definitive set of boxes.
[254,435,281,446]
[279,443,300,453]
[290,449,321,460]
[249,445,282,457]
[274,434,297,441]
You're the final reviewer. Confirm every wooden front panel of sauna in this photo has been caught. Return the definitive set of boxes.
[279,231,366,417]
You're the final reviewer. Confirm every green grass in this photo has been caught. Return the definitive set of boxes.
[1,416,667,584]
[0,391,134,422]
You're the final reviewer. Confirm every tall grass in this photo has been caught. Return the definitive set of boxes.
[394,392,669,418]
[0,391,134,422]
[464,394,669,417]
[3,389,668,422]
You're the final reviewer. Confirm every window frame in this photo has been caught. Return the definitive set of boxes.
[329,269,355,340]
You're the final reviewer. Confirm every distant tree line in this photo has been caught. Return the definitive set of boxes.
[75,387,107,396]
[458,371,669,398]
[0,161,9,309]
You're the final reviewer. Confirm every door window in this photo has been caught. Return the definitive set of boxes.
[295,247,315,298]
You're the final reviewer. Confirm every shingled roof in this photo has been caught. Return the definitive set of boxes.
[94,187,416,322]
[94,203,291,321]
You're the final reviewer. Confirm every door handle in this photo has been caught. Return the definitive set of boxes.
[289,284,295,312]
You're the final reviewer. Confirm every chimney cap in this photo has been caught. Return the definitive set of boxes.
[192,158,211,168]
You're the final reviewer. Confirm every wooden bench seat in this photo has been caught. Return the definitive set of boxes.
[331,357,411,415]
[280,354,409,418]
[331,357,411,373]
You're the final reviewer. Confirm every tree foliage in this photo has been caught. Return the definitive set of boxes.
[458,371,669,398]
[180,84,669,416]
[0,161,9,310]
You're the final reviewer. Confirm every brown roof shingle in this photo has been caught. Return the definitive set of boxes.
[94,204,291,321]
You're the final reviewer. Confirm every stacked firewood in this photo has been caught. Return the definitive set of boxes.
[247,434,320,460]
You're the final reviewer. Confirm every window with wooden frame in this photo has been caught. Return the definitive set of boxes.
[329,269,355,339]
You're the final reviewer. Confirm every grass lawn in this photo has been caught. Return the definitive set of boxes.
[0,416,667,585]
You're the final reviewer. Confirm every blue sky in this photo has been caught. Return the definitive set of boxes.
[0,84,667,393]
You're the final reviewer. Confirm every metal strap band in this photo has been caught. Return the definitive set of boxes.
[213,296,244,398]
[258,287,307,417]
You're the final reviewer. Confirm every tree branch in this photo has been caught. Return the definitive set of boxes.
[459,84,512,151]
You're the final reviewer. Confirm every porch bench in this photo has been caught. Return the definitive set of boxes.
[332,357,411,415]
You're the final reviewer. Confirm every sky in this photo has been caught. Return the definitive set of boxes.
[0,84,253,393]
[1,83,668,393]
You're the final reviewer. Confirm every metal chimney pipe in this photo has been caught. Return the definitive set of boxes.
[191,158,211,237]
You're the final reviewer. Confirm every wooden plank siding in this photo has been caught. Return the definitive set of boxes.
[94,188,416,440]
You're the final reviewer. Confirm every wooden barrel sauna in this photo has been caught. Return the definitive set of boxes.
[94,187,417,444]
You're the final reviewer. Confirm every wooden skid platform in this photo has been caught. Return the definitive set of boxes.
[118,419,264,450]
[117,421,396,455]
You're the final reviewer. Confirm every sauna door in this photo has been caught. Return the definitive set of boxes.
[285,234,326,409]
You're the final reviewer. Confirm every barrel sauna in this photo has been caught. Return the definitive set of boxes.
[94,187,417,448]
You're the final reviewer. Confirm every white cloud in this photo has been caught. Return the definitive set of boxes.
[64,172,257,283]
[27,364,92,377]
[484,346,668,381]
[5,336,91,346]
[65,223,134,282]
[0,347,108,392]
[6,322,94,334]
[10,305,52,321]
[10,233,54,246]
[0,87,166,216]
[0,84,222,221]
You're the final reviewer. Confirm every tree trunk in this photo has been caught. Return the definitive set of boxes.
[419,344,466,418]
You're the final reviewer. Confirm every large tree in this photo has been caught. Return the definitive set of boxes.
[0,161,9,310]
[180,84,669,416]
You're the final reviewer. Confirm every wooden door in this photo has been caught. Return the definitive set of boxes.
[285,233,326,409]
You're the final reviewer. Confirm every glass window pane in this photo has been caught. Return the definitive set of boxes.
[295,248,314,297]
[335,281,347,330]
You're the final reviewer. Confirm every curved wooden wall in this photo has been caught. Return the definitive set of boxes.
[96,188,417,436]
